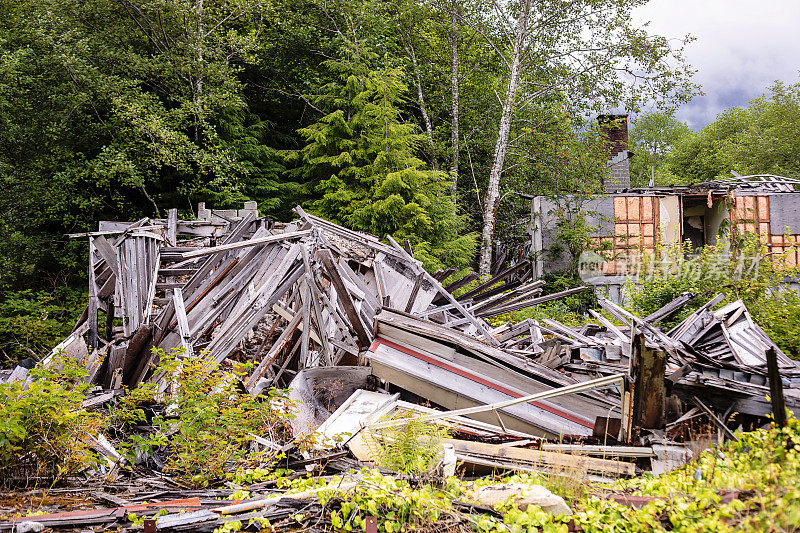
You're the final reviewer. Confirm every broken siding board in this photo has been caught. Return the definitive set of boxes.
[172,288,193,357]
[337,258,381,312]
[183,238,280,333]
[220,244,287,318]
[376,253,437,314]
[372,257,389,306]
[93,235,120,280]
[472,283,544,314]
[207,246,304,362]
[477,286,589,318]
[386,236,497,343]
[456,261,531,302]
[442,272,479,295]
[367,339,597,438]
[180,213,257,299]
[433,267,457,282]
[208,263,303,363]
[142,238,160,326]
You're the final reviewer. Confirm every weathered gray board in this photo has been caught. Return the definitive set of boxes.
[116,233,161,337]
[768,192,800,235]
[532,196,615,274]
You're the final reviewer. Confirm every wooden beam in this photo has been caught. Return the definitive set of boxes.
[246,312,303,389]
[404,272,424,313]
[180,230,311,258]
[766,346,787,427]
[172,288,193,357]
[691,395,739,442]
[318,249,371,349]
[167,208,178,246]
[477,286,589,318]
[88,238,99,353]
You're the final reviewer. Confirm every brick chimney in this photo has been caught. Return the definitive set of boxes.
[598,114,631,190]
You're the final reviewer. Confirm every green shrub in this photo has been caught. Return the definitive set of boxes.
[119,350,300,486]
[489,270,596,328]
[489,299,592,328]
[0,356,104,485]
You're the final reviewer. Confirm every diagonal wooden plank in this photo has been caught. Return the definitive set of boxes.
[318,249,372,349]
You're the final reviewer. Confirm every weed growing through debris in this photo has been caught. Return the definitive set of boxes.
[262,418,800,533]
[0,355,103,485]
[365,414,451,475]
[305,469,464,532]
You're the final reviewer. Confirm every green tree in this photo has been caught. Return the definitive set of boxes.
[0,0,296,290]
[628,111,691,186]
[292,61,476,270]
[475,0,697,275]
[668,80,800,183]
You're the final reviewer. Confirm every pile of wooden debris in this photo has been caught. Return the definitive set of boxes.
[2,202,799,507]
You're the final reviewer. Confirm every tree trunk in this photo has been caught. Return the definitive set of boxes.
[478,0,531,276]
[407,44,436,157]
[194,0,204,141]
[449,0,460,196]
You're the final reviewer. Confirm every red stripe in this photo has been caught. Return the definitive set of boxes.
[371,337,592,429]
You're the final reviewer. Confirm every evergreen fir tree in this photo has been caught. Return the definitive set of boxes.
[293,61,476,270]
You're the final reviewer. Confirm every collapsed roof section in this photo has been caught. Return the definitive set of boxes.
[50,204,547,394]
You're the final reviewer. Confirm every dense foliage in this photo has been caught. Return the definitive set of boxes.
[0,0,693,293]
[627,237,800,358]
[0,288,84,365]
[0,357,103,484]
[292,61,476,270]
[628,111,692,186]
[630,79,800,185]
[113,350,301,486]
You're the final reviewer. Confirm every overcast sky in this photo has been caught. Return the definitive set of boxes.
[632,0,800,129]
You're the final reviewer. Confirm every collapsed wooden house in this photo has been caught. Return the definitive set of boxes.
[51,204,553,393]
[15,201,799,446]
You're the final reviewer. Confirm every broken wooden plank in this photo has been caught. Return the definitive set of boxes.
[172,288,193,357]
[477,286,589,318]
[167,208,178,246]
[318,249,371,349]
[404,272,425,313]
[180,229,311,259]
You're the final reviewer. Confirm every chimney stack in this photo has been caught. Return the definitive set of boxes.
[598,114,631,190]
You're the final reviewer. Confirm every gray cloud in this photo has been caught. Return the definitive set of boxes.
[633,0,800,129]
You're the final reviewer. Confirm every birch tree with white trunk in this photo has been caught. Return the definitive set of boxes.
[476,0,695,275]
